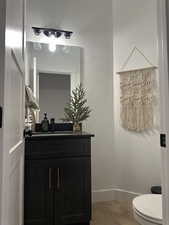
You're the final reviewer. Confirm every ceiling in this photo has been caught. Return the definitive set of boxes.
[26,0,113,43]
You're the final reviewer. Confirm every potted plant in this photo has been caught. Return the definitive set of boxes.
[61,84,91,132]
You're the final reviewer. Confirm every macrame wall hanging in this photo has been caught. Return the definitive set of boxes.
[117,47,158,132]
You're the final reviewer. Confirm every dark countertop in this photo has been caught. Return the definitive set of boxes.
[25,131,94,140]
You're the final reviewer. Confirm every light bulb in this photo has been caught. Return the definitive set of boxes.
[48,42,56,52]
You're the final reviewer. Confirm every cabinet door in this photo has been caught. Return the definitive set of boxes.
[24,159,55,225]
[56,157,91,225]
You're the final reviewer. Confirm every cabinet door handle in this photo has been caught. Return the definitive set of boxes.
[49,168,52,190]
[57,168,60,191]
[0,106,2,128]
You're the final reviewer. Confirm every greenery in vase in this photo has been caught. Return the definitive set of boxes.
[61,84,91,124]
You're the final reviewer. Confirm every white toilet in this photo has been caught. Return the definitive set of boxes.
[133,194,162,225]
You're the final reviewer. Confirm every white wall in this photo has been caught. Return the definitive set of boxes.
[27,0,115,200]
[113,0,161,194]
[39,73,70,122]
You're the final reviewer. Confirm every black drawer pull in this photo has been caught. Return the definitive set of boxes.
[57,168,60,191]
[0,106,2,128]
[49,168,52,190]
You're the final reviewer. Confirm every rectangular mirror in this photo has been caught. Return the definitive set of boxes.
[27,41,82,122]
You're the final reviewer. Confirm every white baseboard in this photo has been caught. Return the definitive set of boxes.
[92,188,141,203]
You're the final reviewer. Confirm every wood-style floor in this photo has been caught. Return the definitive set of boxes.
[91,201,140,225]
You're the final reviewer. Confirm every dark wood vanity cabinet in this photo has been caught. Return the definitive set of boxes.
[24,133,93,225]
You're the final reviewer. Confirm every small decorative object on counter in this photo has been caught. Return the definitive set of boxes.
[25,86,40,131]
[50,118,55,132]
[24,128,32,138]
[61,84,91,132]
[41,113,49,132]
[73,122,81,132]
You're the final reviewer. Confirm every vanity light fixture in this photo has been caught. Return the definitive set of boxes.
[32,27,73,39]
[54,31,62,38]
[43,30,52,37]
[64,31,72,39]
[33,27,41,36]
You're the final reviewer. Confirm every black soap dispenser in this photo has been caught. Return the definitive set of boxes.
[50,118,55,132]
[41,113,49,132]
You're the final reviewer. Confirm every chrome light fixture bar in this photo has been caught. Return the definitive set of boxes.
[32,27,73,39]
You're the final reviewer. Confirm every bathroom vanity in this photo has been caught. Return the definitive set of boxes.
[24,132,94,225]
